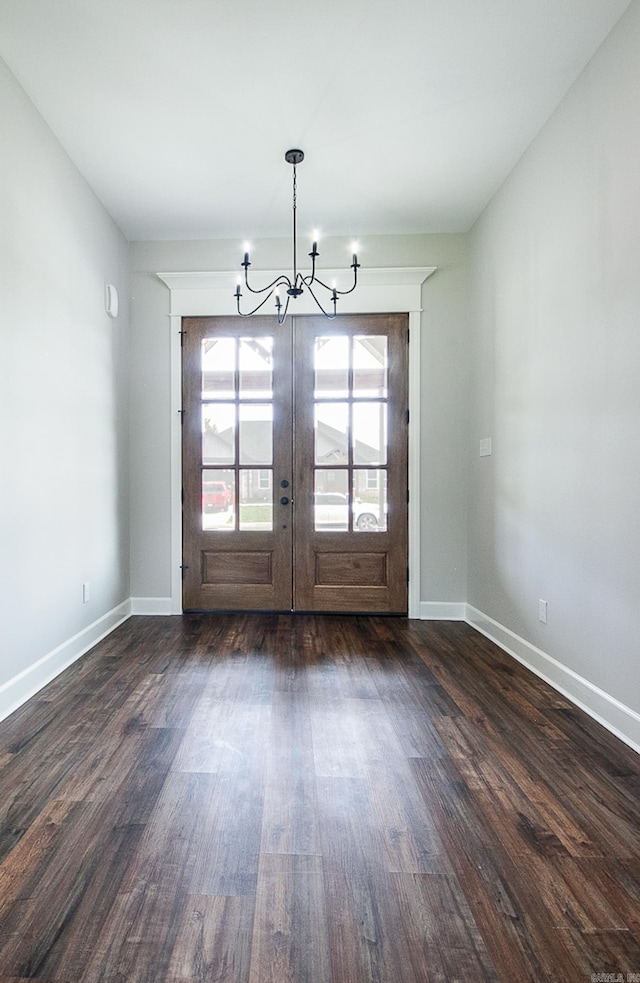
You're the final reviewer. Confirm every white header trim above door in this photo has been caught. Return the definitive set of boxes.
[158,267,435,316]
[159,266,436,617]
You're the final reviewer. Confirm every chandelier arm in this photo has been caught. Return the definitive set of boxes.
[235,289,281,317]
[276,292,291,325]
[307,265,358,297]
[303,249,321,289]
[304,281,338,319]
[243,272,292,296]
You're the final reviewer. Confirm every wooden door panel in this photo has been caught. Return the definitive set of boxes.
[182,317,292,612]
[292,315,408,614]
[193,538,289,609]
[314,551,388,586]
[202,549,274,585]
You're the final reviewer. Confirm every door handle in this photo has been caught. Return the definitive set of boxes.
[280,479,290,488]
[280,496,290,506]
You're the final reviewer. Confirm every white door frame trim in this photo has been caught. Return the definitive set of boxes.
[158,266,436,616]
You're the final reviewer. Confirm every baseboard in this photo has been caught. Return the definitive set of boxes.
[465,605,640,755]
[0,600,132,724]
[419,601,466,620]
[130,597,174,615]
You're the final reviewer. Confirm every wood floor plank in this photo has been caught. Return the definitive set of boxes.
[555,926,640,978]
[249,854,331,983]
[0,977,63,982]
[0,817,145,980]
[164,894,255,983]
[79,771,220,981]
[355,703,444,874]
[410,755,586,982]
[0,773,152,976]
[310,702,367,779]
[0,614,639,981]
[259,690,320,856]
[187,760,266,898]
[384,701,447,759]
[573,857,640,936]
[173,699,272,775]
[391,871,499,982]
[447,718,603,858]
[0,799,84,921]
[0,703,106,864]
[316,775,430,983]
[470,789,626,933]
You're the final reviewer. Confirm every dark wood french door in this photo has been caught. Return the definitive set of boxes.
[181,314,408,613]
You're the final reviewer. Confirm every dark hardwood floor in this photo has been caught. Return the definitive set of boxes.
[0,614,639,982]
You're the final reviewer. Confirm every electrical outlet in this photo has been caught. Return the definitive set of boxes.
[539,599,547,624]
[83,582,90,604]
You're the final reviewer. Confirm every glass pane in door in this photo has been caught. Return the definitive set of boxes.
[353,469,387,532]
[315,403,348,464]
[314,470,349,531]
[239,404,273,465]
[202,404,235,464]
[202,470,235,531]
[239,337,273,398]
[202,337,235,398]
[314,336,349,397]
[352,403,387,465]
[239,469,273,530]
[353,336,388,396]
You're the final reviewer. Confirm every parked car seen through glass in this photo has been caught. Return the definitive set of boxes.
[313,492,380,531]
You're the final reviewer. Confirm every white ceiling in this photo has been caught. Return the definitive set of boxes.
[0,0,632,242]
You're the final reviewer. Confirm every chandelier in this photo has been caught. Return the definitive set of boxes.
[234,149,359,323]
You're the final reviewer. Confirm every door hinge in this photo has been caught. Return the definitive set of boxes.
[407,567,410,583]
[178,409,185,424]
[179,329,186,347]
[405,409,410,425]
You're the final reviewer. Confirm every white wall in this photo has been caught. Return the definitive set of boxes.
[467,1,640,747]
[128,234,469,611]
[0,58,131,718]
